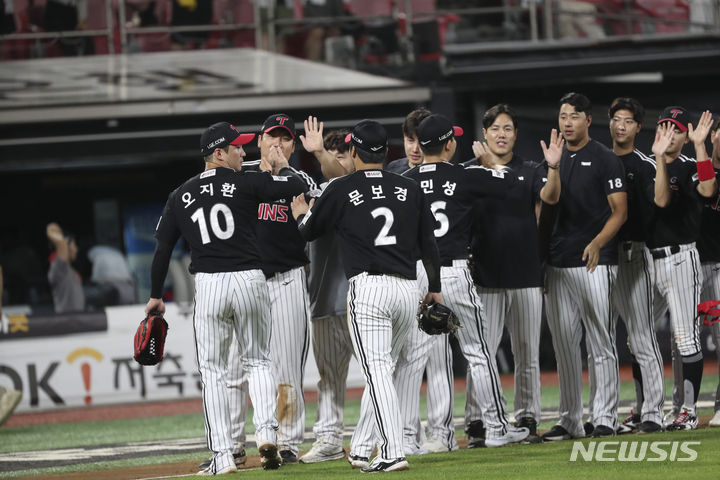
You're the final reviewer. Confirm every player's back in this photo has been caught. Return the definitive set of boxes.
[311,169,428,281]
[164,167,269,273]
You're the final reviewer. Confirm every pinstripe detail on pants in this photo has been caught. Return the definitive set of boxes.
[545,265,619,434]
[475,286,542,422]
[347,273,418,460]
[700,262,720,412]
[611,242,664,424]
[193,270,278,471]
[310,313,353,446]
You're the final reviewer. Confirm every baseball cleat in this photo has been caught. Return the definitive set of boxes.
[421,437,452,453]
[198,449,246,470]
[590,425,615,438]
[299,441,346,463]
[403,444,428,456]
[583,421,594,436]
[666,409,698,431]
[541,425,573,442]
[617,410,640,434]
[258,443,282,470]
[348,454,370,469]
[279,450,298,464]
[197,464,238,476]
[361,457,409,473]
[709,410,720,427]
[662,409,679,428]
[515,417,538,436]
[637,421,662,434]
[466,419,486,448]
[486,426,529,447]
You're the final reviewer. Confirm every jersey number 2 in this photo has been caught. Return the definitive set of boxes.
[371,207,397,246]
[191,204,235,244]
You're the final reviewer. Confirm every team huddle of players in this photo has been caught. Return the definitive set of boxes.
[146,94,720,475]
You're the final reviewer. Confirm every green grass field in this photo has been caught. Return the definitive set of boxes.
[1,376,719,479]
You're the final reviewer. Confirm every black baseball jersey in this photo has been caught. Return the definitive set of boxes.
[154,167,306,284]
[297,169,441,292]
[548,140,626,268]
[243,160,315,275]
[403,161,516,265]
[461,155,546,288]
[617,149,656,242]
[698,166,720,262]
[385,157,412,174]
[647,154,705,249]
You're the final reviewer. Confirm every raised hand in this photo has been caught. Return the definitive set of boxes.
[689,110,713,146]
[540,128,564,168]
[472,141,495,168]
[299,116,324,153]
[290,194,314,220]
[652,122,674,159]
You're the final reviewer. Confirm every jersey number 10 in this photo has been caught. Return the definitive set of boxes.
[191,204,235,244]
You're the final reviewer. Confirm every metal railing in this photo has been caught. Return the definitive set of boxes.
[1,0,719,60]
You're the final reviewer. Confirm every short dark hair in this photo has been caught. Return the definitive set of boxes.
[608,97,645,125]
[559,92,592,116]
[402,108,432,138]
[419,143,446,156]
[203,145,228,163]
[482,104,518,130]
[324,129,350,153]
[354,146,386,164]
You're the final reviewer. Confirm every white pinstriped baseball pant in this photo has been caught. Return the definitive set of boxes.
[474,286,543,423]
[347,273,418,461]
[545,265,619,435]
[193,270,278,472]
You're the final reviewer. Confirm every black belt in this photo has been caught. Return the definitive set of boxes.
[621,242,633,251]
[441,258,467,267]
[650,245,680,259]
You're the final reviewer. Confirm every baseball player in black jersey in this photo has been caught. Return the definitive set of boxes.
[649,107,716,430]
[462,104,546,443]
[298,124,357,463]
[400,114,529,449]
[146,122,307,475]
[698,118,720,428]
[290,119,442,473]
[385,109,432,174]
[604,98,665,434]
[540,93,628,441]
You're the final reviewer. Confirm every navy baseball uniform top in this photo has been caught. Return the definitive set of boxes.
[151,167,306,297]
[403,161,516,266]
[385,157,413,174]
[244,160,314,276]
[548,139,627,268]
[462,155,546,288]
[647,154,705,249]
[297,169,442,292]
[617,149,657,243]
[698,166,720,262]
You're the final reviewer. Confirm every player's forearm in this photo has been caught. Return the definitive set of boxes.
[654,159,671,207]
[539,169,561,205]
[149,242,173,299]
[695,142,718,197]
[315,149,349,179]
[593,204,627,250]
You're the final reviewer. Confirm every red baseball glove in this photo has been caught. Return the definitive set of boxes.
[133,311,168,365]
[696,300,720,326]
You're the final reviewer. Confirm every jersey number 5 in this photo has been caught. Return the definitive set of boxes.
[371,207,397,246]
[191,204,235,244]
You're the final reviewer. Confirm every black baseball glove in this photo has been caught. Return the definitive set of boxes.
[418,301,461,335]
[133,311,168,366]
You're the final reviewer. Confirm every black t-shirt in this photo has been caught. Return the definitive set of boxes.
[698,166,720,262]
[404,161,516,265]
[155,167,306,274]
[385,157,413,174]
[463,155,546,288]
[548,140,626,268]
[243,160,315,275]
[647,154,705,249]
[297,169,441,291]
[617,149,657,243]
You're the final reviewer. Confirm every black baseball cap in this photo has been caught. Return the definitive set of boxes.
[345,119,388,154]
[200,122,255,156]
[261,113,296,138]
[417,114,464,147]
[658,106,690,133]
